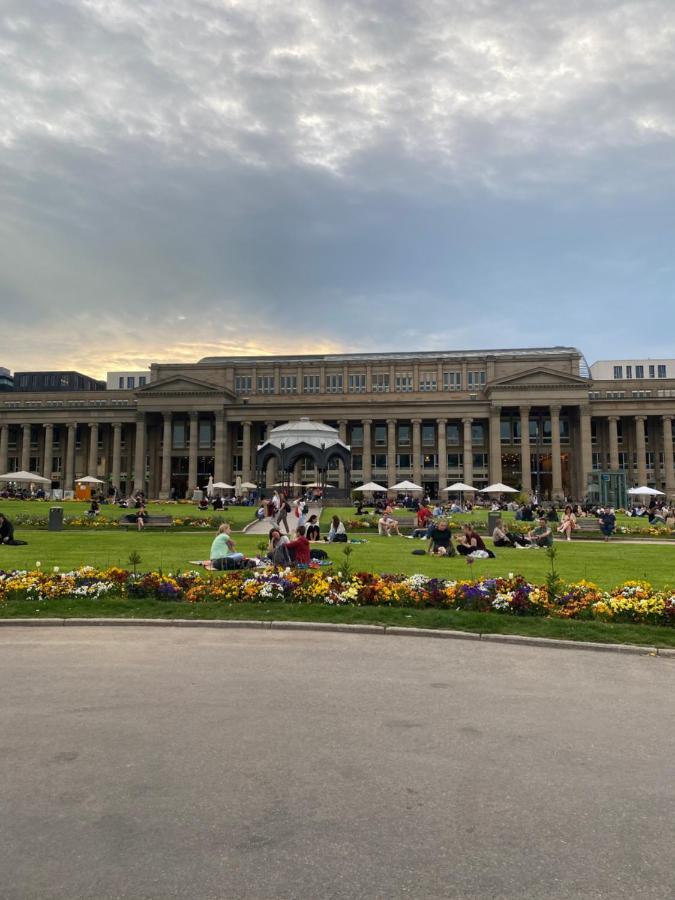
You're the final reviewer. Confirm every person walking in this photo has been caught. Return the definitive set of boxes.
[276,493,291,534]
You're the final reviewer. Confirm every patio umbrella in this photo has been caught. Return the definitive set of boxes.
[354,482,388,492]
[442,482,477,492]
[481,483,518,493]
[212,482,234,490]
[240,481,257,490]
[627,486,665,496]
[389,480,423,492]
[0,470,51,485]
[272,481,303,488]
[75,475,105,485]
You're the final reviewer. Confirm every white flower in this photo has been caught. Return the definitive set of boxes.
[35,561,41,568]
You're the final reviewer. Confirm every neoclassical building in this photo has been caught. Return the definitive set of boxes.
[1,346,674,501]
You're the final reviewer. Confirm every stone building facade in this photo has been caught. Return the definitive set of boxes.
[1,346,674,500]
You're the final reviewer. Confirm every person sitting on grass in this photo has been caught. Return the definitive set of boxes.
[269,532,292,567]
[492,518,520,548]
[0,513,27,546]
[427,519,456,556]
[416,503,432,529]
[456,524,495,558]
[306,515,321,542]
[378,513,401,536]
[327,514,347,543]
[598,507,616,542]
[286,524,311,567]
[528,517,553,548]
[87,498,100,518]
[210,522,245,570]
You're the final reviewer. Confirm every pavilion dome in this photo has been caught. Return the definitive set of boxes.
[261,418,347,451]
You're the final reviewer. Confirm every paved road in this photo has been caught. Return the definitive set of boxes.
[244,503,322,535]
[1,628,673,899]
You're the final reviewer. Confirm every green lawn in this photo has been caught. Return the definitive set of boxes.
[1,530,674,590]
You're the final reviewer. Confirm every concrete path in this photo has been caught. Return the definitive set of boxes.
[244,502,323,534]
[1,627,673,899]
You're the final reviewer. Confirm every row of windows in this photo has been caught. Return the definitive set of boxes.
[234,371,486,395]
[346,453,490,470]
[613,364,667,380]
[117,376,147,389]
[592,451,675,470]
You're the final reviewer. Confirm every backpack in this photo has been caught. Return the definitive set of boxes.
[310,548,328,560]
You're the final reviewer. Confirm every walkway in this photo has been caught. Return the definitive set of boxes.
[243,502,323,534]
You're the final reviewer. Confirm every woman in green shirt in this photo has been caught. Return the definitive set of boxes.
[210,523,244,570]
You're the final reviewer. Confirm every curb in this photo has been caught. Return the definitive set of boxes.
[0,617,670,656]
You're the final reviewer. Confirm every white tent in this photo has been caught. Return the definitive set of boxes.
[354,482,388,492]
[0,470,51,485]
[442,482,477,493]
[481,483,518,493]
[628,486,665,497]
[75,475,105,485]
[389,480,423,492]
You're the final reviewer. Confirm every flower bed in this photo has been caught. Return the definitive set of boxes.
[1,567,673,626]
[9,514,226,529]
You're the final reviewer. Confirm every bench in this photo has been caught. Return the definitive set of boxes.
[575,518,599,533]
[119,514,173,530]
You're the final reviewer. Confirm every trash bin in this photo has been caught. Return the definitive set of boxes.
[48,507,64,531]
[487,512,500,535]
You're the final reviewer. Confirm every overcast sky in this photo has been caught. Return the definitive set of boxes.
[1,0,674,377]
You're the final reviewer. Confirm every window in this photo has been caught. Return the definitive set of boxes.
[631,390,651,399]
[280,375,297,394]
[257,375,275,395]
[303,374,320,394]
[443,371,461,391]
[635,365,644,378]
[52,456,62,473]
[397,453,411,468]
[588,391,600,399]
[471,423,484,444]
[351,453,363,470]
[30,456,40,472]
[395,373,413,392]
[646,452,655,470]
[350,425,364,446]
[232,455,242,472]
[138,376,147,386]
[326,373,343,393]
[127,376,134,389]
[618,452,628,469]
[592,452,602,471]
[374,425,386,446]
[613,366,623,379]
[371,454,387,469]
[199,420,212,449]
[423,453,437,469]
[419,372,437,391]
[398,424,411,446]
[118,377,124,389]
[467,370,486,389]
[348,373,366,393]
[500,420,511,442]
[172,421,186,449]
[658,365,667,378]
[447,453,462,469]
[591,421,599,445]
[606,391,625,399]
[422,424,435,446]
[446,424,460,445]
[473,452,488,469]
[626,366,632,379]
[372,373,389,392]
[649,365,655,378]
[235,375,252,394]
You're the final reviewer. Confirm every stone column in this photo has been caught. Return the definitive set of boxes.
[0,424,9,475]
[133,414,146,494]
[550,404,563,499]
[488,405,502,484]
[607,416,620,471]
[362,419,372,482]
[111,424,122,492]
[42,424,53,481]
[634,415,647,486]
[160,413,172,498]
[412,418,422,486]
[579,406,593,497]
[386,418,397,489]
[21,423,31,472]
[241,421,252,483]
[338,420,348,489]
[662,416,674,498]
[437,418,447,491]
[188,412,199,496]
[214,413,227,483]
[462,417,473,486]
[65,423,77,493]
[265,421,278,487]
[88,422,99,476]
[519,406,531,494]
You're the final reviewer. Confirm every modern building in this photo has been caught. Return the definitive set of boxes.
[590,359,674,381]
[106,371,151,390]
[1,346,674,500]
[13,371,106,392]
[0,368,13,391]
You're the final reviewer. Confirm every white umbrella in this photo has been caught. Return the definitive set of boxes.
[0,470,51,485]
[305,482,334,489]
[481,483,518,494]
[389,480,423,492]
[212,481,234,490]
[354,482,388,492]
[271,481,303,488]
[240,481,257,490]
[75,475,105,485]
[442,482,478,493]
[628,486,665,496]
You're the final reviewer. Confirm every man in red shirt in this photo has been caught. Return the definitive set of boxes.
[287,525,311,566]
[416,504,432,528]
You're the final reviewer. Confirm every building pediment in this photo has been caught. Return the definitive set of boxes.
[137,375,235,399]
[488,367,590,390]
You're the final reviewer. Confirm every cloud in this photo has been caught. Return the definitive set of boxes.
[0,0,674,374]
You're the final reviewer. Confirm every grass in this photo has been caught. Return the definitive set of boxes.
[1,530,674,589]
[1,594,673,647]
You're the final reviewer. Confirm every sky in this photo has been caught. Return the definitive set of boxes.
[1,0,674,378]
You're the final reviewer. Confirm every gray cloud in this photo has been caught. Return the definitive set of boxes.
[1,0,674,374]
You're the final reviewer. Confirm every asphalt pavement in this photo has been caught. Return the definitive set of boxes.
[1,627,673,899]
